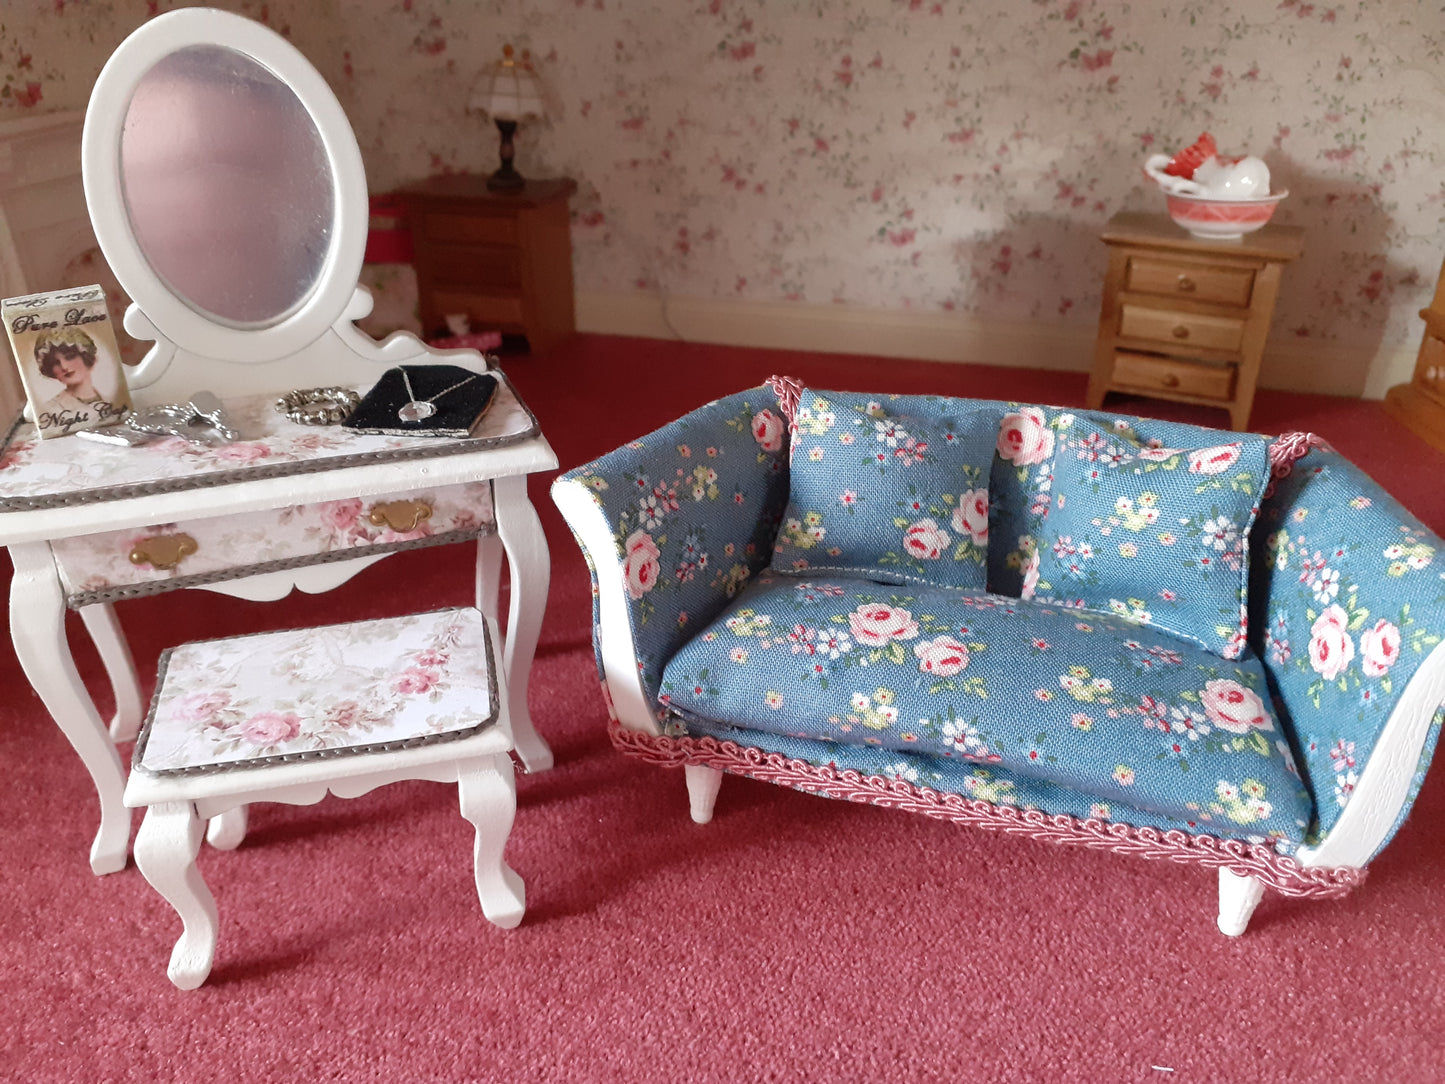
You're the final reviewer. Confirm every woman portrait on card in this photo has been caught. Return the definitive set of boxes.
[32,326,131,437]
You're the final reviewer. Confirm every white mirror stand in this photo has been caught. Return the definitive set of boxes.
[80,7,487,409]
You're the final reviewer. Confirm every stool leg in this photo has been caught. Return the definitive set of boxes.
[134,801,218,989]
[458,755,525,929]
[206,806,249,851]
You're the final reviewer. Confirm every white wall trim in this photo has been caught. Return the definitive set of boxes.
[577,290,1412,401]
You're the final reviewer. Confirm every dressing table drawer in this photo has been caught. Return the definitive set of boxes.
[51,481,495,606]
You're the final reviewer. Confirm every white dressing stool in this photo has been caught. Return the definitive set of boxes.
[124,607,525,989]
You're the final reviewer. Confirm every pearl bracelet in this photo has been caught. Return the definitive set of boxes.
[275,387,360,426]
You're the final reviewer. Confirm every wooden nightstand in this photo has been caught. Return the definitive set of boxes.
[1384,256,1445,454]
[401,176,577,353]
[1085,212,1303,430]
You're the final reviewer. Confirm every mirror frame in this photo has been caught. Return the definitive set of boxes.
[81,8,368,365]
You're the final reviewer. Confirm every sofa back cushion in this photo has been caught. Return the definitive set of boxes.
[1027,413,1271,658]
[769,386,1004,590]
[1251,444,1445,848]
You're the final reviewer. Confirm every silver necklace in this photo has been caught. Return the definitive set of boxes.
[398,368,478,422]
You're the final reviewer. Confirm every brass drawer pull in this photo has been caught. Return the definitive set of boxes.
[369,499,434,532]
[1172,325,1191,339]
[129,533,198,571]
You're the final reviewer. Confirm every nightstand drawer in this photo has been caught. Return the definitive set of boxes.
[1111,351,1235,400]
[51,482,495,606]
[428,244,522,290]
[1119,305,1245,353]
[1125,257,1255,307]
[431,290,525,327]
[421,212,518,247]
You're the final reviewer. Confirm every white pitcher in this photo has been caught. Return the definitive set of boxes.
[1144,152,1271,200]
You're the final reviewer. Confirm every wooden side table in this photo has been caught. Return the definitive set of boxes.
[1085,212,1304,430]
[1384,255,1445,454]
[401,176,577,353]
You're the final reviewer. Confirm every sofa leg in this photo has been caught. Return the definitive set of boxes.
[1217,868,1266,936]
[685,765,723,824]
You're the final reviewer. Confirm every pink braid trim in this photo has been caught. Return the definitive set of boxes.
[1266,431,1332,499]
[765,375,805,426]
[610,721,1365,900]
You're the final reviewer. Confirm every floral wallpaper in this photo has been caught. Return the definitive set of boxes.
[5,1,1443,390]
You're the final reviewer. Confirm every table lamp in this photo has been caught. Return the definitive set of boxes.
[471,44,545,192]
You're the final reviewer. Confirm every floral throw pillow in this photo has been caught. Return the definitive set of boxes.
[769,387,1002,589]
[1028,416,1271,658]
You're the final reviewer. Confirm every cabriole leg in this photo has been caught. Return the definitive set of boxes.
[10,542,131,874]
[492,474,554,773]
[1217,867,1266,936]
[458,755,525,929]
[79,602,144,742]
[685,765,724,824]
[134,801,218,989]
[475,532,504,624]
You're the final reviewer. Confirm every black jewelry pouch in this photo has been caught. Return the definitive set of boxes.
[342,365,498,438]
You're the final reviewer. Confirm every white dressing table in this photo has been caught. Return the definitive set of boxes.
[0,9,555,875]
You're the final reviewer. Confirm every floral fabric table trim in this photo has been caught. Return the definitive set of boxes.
[608,719,1364,900]
[0,370,538,512]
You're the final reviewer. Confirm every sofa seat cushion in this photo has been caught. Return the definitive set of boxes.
[659,571,1313,843]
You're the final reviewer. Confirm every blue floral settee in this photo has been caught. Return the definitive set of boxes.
[551,378,1445,934]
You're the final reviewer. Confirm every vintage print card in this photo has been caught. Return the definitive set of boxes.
[3,284,133,439]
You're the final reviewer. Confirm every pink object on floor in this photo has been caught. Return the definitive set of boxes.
[428,330,504,352]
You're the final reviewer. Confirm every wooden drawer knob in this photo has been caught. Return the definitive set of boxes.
[369,499,433,532]
[1176,275,1197,293]
[129,533,198,571]
[1172,325,1191,339]
[1163,374,1181,388]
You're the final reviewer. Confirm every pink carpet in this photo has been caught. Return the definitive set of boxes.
[3,335,1443,1082]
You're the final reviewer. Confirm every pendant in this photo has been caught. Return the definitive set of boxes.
[398,400,436,423]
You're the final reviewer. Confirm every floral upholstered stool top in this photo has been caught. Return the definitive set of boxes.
[123,607,526,989]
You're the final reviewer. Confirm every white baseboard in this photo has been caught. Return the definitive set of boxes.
[576,290,1413,400]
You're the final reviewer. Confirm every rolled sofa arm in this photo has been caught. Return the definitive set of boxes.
[551,386,791,735]
[1251,444,1445,865]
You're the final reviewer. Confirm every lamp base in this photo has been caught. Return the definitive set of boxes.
[488,118,526,191]
[486,165,526,192]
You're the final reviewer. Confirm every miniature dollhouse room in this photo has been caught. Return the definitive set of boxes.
[1,2,1443,1081]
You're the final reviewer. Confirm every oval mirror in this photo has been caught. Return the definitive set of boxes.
[118,44,333,328]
